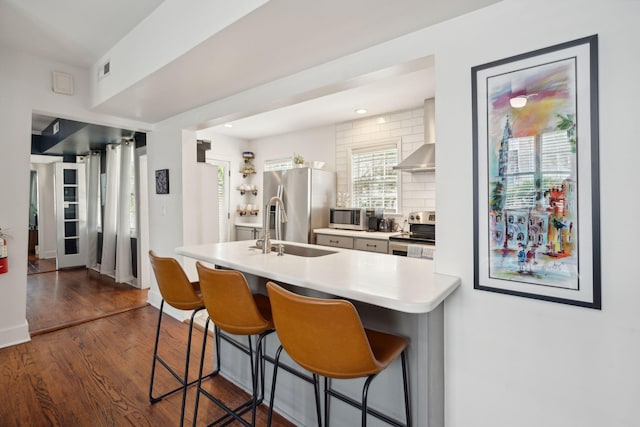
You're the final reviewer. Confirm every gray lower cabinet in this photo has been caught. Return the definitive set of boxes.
[354,237,388,254]
[316,234,388,254]
[316,234,354,249]
[236,225,261,241]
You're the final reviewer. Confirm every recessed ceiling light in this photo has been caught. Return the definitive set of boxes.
[355,108,368,114]
[224,123,233,128]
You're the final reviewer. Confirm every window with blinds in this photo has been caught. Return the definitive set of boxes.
[503,130,573,209]
[350,144,398,210]
[206,159,230,242]
[265,157,293,171]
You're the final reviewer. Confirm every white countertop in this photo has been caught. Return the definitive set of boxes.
[314,228,398,240]
[176,240,460,314]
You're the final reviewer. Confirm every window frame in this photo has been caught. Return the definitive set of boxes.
[347,140,401,213]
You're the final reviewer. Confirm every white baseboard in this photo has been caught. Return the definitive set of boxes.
[0,319,30,349]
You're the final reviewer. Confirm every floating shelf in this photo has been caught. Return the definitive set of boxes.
[237,209,259,216]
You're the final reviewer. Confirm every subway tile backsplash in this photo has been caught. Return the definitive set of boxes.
[335,105,436,218]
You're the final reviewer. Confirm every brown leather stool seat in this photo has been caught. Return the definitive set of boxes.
[193,262,275,427]
[266,282,411,427]
[148,250,214,427]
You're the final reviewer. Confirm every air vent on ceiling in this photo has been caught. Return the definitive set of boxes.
[98,59,111,80]
[52,71,74,95]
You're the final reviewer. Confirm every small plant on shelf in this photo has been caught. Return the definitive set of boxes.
[293,153,304,166]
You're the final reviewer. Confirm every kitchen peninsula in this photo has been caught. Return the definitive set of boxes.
[176,240,460,426]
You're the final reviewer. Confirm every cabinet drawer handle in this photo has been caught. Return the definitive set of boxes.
[329,239,339,244]
[366,244,377,248]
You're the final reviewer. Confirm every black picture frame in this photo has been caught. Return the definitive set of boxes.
[155,169,170,194]
[471,35,601,309]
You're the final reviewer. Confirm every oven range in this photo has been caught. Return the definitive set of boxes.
[388,211,436,259]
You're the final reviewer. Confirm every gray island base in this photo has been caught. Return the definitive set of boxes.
[176,240,460,426]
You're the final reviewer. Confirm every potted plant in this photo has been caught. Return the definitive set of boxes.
[293,153,305,167]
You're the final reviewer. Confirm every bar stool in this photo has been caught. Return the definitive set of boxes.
[148,250,214,427]
[193,261,275,427]
[266,282,412,427]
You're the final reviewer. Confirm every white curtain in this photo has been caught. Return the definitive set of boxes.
[115,142,133,283]
[85,152,101,269]
[100,142,134,283]
[100,145,120,277]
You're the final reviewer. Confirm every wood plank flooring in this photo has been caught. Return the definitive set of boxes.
[8,266,295,426]
[0,305,294,426]
[27,255,57,275]
[27,268,149,336]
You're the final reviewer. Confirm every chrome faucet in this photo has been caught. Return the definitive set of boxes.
[260,196,287,253]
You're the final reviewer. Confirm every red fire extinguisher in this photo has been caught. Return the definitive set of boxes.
[0,229,8,274]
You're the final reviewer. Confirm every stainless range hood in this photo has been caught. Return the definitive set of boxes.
[394,98,436,172]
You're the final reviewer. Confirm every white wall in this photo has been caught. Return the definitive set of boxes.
[434,1,640,426]
[0,45,151,348]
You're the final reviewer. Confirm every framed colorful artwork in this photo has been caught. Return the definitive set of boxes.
[472,35,601,309]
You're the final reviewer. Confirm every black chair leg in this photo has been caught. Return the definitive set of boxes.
[361,374,378,427]
[149,299,165,403]
[324,377,330,427]
[267,345,284,427]
[401,350,412,427]
[312,374,321,427]
[149,302,214,427]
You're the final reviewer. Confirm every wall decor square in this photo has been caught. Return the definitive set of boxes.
[472,35,601,308]
[155,169,170,194]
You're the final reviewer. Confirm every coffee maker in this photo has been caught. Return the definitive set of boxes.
[366,208,383,231]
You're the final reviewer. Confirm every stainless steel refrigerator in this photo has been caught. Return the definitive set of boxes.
[263,167,336,244]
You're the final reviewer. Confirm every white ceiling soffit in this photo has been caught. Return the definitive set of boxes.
[205,58,436,140]
[94,0,500,123]
[0,0,165,68]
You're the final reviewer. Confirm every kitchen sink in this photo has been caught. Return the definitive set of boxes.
[249,243,337,257]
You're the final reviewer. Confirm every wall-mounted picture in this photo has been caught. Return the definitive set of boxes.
[472,35,601,309]
[155,169,170,194]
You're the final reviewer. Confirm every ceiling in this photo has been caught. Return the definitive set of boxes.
[1,0,500,147]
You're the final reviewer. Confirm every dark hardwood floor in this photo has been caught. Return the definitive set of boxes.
[7,266,295,426]
[27,255,57,275]
[27,267,149,336]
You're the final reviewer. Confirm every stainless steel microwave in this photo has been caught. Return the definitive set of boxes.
[329,208,382,231]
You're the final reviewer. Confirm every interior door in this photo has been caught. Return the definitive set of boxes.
[54,162,87,269]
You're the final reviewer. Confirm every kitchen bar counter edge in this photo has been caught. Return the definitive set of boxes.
[175,240,460,314]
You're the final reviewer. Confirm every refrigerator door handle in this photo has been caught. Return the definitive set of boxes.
[277,204,284,240]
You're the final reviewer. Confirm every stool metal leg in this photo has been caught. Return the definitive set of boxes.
[150,301,210,427]
[361,373,378,427]
[267,345,284,427]
[195,324,272,427]
[401,350,412,427]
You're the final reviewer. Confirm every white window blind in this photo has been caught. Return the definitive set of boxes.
[503,131,573,209]
[265,157,292,171]
[207,159,230,243]
[504,136,535,209]
[541,130,572,188]
[350,144,398,210]
[216,165,227,242]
